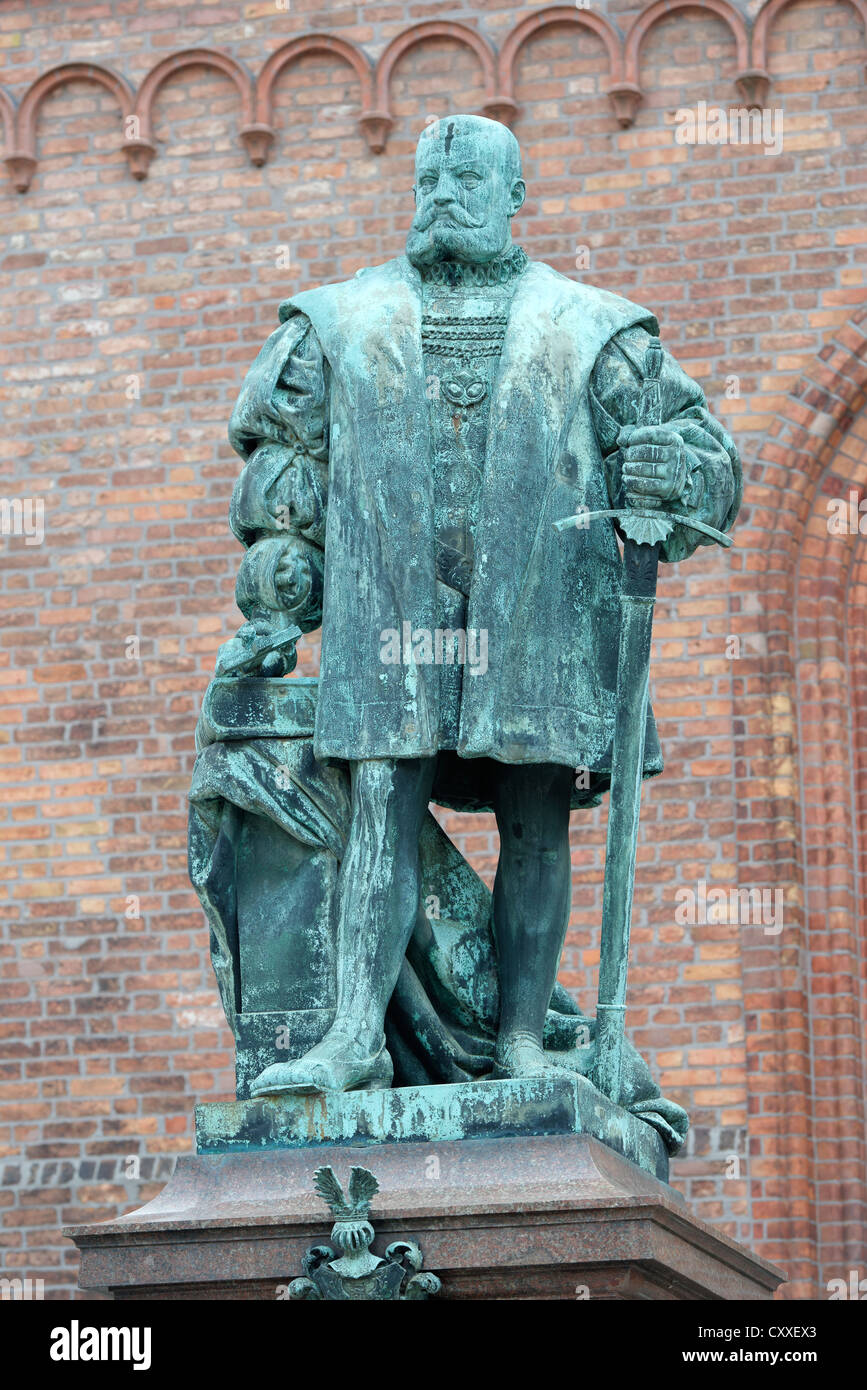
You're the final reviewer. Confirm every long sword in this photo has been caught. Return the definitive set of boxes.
[553,342,731,1104]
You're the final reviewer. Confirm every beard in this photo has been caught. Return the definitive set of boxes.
[406,203,511,268]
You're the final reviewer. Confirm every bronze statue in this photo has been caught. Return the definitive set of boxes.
[189,116,739,1147]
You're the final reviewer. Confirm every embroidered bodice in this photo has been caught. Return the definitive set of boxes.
[420,247,528,591]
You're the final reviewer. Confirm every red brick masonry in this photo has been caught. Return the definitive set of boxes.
[0,0,865,1299]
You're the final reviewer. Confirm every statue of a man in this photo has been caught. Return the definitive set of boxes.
[226,114,740,1098]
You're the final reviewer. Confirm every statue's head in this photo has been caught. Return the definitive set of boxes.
[406,114,525,268]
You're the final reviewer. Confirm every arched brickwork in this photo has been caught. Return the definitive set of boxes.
[753,0,867,69]
[3,1,867,186]
[2,0,866,1300]
[740,306,867,1295]
[255,36,373,157]
[495,7,625,125]
[9,63,134,191]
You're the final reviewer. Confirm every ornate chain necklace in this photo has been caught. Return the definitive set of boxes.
[420,247,527,417]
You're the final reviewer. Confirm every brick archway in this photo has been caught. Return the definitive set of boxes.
[740,306,867,1296]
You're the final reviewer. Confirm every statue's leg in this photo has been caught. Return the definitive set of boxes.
[331,755,437,1048]
[250,755,436,1096]
[490,762,574,1080]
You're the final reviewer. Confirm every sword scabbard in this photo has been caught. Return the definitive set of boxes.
[593,343,666,1105]
[592,538,660,1104]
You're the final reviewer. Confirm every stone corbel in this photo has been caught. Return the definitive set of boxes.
[5,154,36,195]
[607,82,644,128]
[480,96,519,128]
[358,110,393,154]
[735,69,772,109]
[239,122,275,167]
[122,139,157,181]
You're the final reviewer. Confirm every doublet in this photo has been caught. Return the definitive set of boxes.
[419,247,529,747]
[420,246,527,592]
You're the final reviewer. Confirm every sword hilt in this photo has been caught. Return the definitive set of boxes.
[632,339,664,528]
[636,339,663,429]
[553,340,732,550]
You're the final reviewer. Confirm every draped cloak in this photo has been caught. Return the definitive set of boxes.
[195,258,741,1153]
[229,256,741,795]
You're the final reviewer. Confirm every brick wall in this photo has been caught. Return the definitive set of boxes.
[0,0,865,1299]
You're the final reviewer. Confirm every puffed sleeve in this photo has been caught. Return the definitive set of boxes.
[589,324,741,563]
[224,312,330,650]
[229,312,327,465]
[229,312,328,548]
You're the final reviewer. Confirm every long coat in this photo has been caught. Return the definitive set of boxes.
[229,257,740,784]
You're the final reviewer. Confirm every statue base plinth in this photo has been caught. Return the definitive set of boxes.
[195,1074,670,1181]
[65,1085,784,1300]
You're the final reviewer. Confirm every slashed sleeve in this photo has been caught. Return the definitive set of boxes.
[228,311,329,548]
[224,312,330,643]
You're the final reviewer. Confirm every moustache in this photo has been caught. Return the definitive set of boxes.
[411,204,485,232]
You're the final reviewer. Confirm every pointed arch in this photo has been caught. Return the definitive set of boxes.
[735,304,867,1293]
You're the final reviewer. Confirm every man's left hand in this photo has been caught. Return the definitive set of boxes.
[618,425,688,507]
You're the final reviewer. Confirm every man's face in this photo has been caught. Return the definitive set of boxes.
[406,122,524,267]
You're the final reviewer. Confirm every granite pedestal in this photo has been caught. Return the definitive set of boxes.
[65,1076,784,1300]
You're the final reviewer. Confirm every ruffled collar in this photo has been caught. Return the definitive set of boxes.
[417,246,528,287]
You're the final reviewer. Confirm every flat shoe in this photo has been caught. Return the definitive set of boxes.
[250,1036,392,1097]
[490,1034,557,1082]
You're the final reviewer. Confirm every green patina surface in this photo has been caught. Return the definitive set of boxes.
[187,115,741,1165]
[195,1075,669,1183]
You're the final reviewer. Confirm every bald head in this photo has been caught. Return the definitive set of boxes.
[406,113,526,268]
[416,115,522,183]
